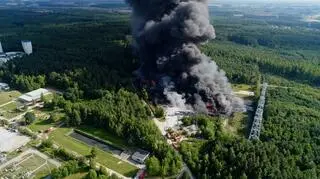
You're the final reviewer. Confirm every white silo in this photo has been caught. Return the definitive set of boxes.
[0,42,3,53]
[21,40,33,55]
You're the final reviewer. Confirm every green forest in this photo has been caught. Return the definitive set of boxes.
[0,4,319,178]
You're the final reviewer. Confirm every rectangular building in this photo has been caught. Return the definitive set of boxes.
[18,88,50,105]
[131,149,150,164]
[0,83,9,91]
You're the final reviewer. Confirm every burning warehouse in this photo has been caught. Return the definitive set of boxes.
[128,0,244,116]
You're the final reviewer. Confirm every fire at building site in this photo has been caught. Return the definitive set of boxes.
[128,0,244,116]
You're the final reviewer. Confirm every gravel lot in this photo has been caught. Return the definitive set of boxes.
[153,106,194,135]
[0,127,30,152]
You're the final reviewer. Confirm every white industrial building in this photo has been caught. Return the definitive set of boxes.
[131,150,150,164]
[0,83,10,91]
[21,40,33,55]
[0,41,33,64]
[0,42,3,53]
[18,88,50,105]
[0,52,25,64]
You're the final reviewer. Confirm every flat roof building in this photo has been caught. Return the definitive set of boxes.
[0,83,9,91]
[0,42,3,53]
[131,150,150,164]
[18,88,50,105]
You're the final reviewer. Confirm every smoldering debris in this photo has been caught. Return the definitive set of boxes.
[127,0,244,115]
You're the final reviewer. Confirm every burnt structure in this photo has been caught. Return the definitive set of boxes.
[128,0,244,115]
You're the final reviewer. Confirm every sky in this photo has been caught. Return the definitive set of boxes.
[211,0,320,2]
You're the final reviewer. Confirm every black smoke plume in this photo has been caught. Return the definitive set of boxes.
[127,0,244,115]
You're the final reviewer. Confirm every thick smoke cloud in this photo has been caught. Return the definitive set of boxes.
[127,0,244,115]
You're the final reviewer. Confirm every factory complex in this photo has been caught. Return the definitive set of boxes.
[0,40,33,64]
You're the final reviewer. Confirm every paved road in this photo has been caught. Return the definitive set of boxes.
[0,148,61,170]
[261,84,293,89]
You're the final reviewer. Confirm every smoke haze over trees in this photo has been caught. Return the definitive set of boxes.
[0,3,320,178]
[127,0,244,115]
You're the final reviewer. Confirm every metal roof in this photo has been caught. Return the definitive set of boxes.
[132,149,150,161]
[19,88,49,102]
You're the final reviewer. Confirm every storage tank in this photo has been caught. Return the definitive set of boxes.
[21,40,33,55]
[0,42,3,53]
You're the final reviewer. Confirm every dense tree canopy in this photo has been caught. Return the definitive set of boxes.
[0,6,319,178]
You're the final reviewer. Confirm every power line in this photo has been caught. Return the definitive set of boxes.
[249,82,268,140]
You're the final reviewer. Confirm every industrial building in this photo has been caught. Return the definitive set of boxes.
[131,150,150,164]
[0,42,3,53]
[21,40,33,55]
[18,88,50,105]
[0,83,9,91]
[0,41,33,64]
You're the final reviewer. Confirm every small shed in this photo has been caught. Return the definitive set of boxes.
[131,149,150,164]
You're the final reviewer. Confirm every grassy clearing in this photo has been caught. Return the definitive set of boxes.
[21,155,57,179]
[64,172,88,179]
[0,154,57,179]
[44,93,54,101]
[77,125,131,150]
[0,101,17,111]
[29,109,65,132]
[0,90,21,105]
[223,112,250,137]
[232,84,253,91]
[50,127,138,177]
[29,118,55,133]
[0,102,23,119]
[33,163,56,179]
[19,154,46,171]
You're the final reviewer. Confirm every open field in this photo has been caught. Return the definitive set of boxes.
[0,90,21,105]
[222,112,252,137]
[0,127,30,152]
[64,172,88,179]
[0,101,17,111]
[29,118,55,133]
[232,84,253,91]
[0,101,23,119]
[50,127,138,177]
[28,109,65,132]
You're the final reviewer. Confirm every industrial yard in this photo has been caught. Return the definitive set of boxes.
[0,87,142,178]
[0,40,32,64]
[0,1,319,178]
[0,127,30,152]
[152,84,256,149]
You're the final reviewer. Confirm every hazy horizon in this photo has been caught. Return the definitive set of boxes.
[211,0,320,3]
[103,0,320,3]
